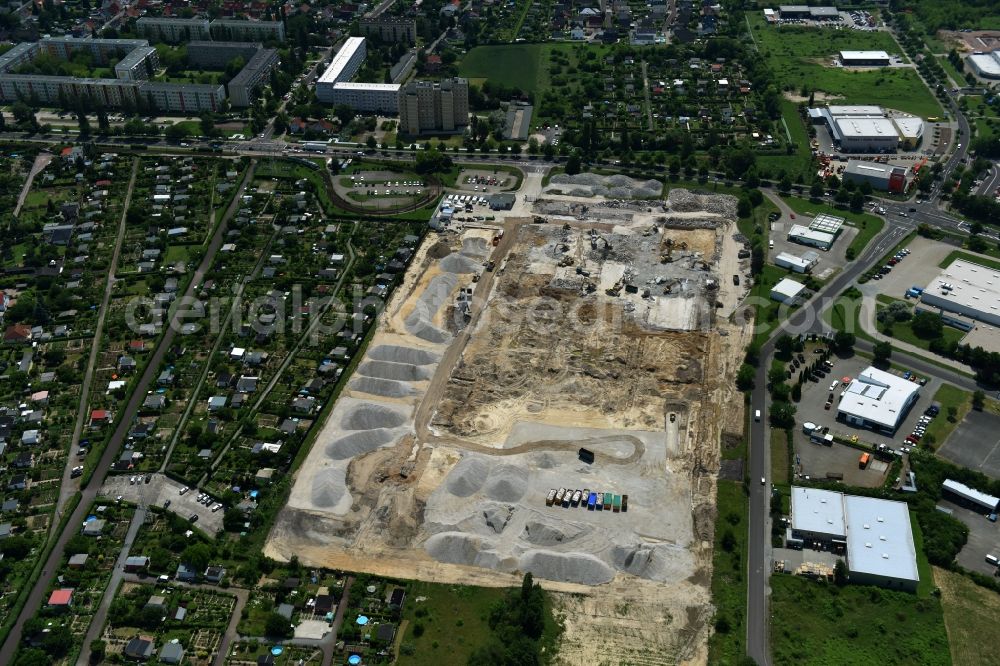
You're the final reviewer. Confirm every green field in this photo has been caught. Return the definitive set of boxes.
[770,575,950,665]
[923,383,971,449]
[707,480,749,665]
[749,15,942,118]
[458,43,580,93]
[934,566,1000,666]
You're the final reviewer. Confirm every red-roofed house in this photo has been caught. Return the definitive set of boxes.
[3,323,31,343]
[90,409,111,426]
[425,54,442,72]
[48,589,73,607]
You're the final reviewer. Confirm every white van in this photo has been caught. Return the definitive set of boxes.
[987,554,999,567]
[829,380,839,392]
[754,410,761,422]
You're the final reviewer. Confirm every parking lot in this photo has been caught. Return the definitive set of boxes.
[768,217,854,279]
[793,436,888,487]
[796,353,941,451]
[100,473,224,534]
[938,498,1000,576]
[454,168,516,193]
[858,236,953,299]
[938,410,1000,480]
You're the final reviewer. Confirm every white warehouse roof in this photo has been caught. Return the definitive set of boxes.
[845,160,895,178]
[893,116,924,138]
[770,277,806,300]
[810,213,844,235]
[968,52,1000,78]
[791,487,845,538]
[921,259,1000,323]
[775,252,815,271]
[843,495,919,585]
[835,116,898,139]
[318,36,365,85]
[838,366,919,430]
[840,50,891,61]
[942,479,999,511]
[827,105,884,117]
[788,224,835,245]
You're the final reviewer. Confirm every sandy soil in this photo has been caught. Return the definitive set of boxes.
[266,186,749,664]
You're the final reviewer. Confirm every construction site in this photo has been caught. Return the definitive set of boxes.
[266,181,752,664]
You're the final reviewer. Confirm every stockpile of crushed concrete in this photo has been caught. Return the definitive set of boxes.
[420,427,689,587]
[666,188,737,218]
[351,345,440,397]
[547,173,663,199]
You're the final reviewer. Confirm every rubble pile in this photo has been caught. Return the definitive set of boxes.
[666,188,738,218]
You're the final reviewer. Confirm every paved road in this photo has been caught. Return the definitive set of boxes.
[0,163,257,664]
[77,505,147,665]
[55,158,140,527]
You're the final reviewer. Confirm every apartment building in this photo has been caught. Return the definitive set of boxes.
[359,15,417,43]
[136,17,212,43]
[316,36,367,103]
[186,41,263,69]
[327,82,400,113]
[210,19,286,43]
[114,46,160,82]
[398,78,470,135]
[227,48,279,107]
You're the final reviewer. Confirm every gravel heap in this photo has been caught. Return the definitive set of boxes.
[404,272,459,344]
[518,550,616,585]
[667,188,738,218]
[445,456,491,497]
[348,377,417,398]
[549,173,663,199]
[310,467,347,508]
[325,428,396,460]
[368,344,441,366]
[341,403,408,430]
[357,359,433,383]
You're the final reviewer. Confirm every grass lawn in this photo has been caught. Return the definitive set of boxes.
[925,383,971,450]
[749,15,942,118]
[936,56,966,89]
[163,245,192,265]
[880,313,966,351]
[707,480,749,665]
[938,249,1000,271]
[771,429,790,485]
[756,100,815,180]
[934,566,1000,666]
[770,575,950,665]
[396,581,557,665]
[458,43,582,94]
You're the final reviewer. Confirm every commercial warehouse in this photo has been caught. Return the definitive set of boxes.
[789,487,919,591]
[809,105,925,153]
[967,51,1000,79]
[837,366,920,434]
[770,277,806,304]
[840,51,891,67]
[774,251,819,273]
[919,259,1000,327]
[843,160,907,193]
[787,224,835,250]
[942,479,999,513]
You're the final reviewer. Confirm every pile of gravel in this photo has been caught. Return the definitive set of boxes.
[325,429,395,460]
[462,237,490,256]
[311,468,346,508]
[424,532,489,567]
[445,456,491,497]
[482,464,528,503]
[341,403,407,430]
[368,345,440,366]
[521,519,590,547]
[357,359,433,382]
[549,173,663,199]
[518,550,616,585]
[482,504,515,534]
[348,377,417,398]
[667,188,737,218]
[404,272,459,343]
[439,253,481,274]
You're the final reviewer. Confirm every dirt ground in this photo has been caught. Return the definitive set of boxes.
[266,187,749,664]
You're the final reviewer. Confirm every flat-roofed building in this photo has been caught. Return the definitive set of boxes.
[968,51,1000,79]
[834,116,899,152]
[316,37,367,103]
[843,160,908,193]
[787,223,835,250]
[769,277,807,304]
[840,50,891,67]
[360,15,417,43]
[774,250,819,273]
[942,479,999,513]
[227,48,279,107]
[399,78,470,135]
[893,116,924,149]
[919,259,1000,327]
[136,17,212,42]
[211,19,286,43]
[778,5,811,18]
[114,46,159,81]
[328,82,401,113]
[186,41,262,69]
[809,213,845,236]
[141,81,225,112]
[837,366,920,433]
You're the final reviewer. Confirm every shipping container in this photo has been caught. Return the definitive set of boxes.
[859,452,870,468]
[603,492,613,510]
[621,494,629,512]
[578,447,595,464]
[545,489,556,506]
[588,492,597,510]
[613,495,622,512]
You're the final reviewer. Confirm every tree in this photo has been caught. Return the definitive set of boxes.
[180,543,211,571]
[850,190,865,213]
[972,390,985,411]
[413,150,452,174]
[527,137,539,154]
[809,181,824,199]
[769,401,796,428]
[775,334,794,359]
[778,175,792,192]
[873,340,892,367]
[911,311,943,339]
[834,559,848,586]
[265,612,293,638]
[737,196,752,218]
[833,330,855,354]
[565,151,582,175]
[164,123,190,142]
[77,112,90,137]
[736,364,756,391]
[750,242,764,276]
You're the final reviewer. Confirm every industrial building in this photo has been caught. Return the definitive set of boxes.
[787,224,836,250]
[836,366,920,434]
[843,160,908,193]
[809,213,844,237]
[789,486,919,591]
[840,51,891,67]
[769,277,807,304]
[327,82,401,113]
[316,37,368,104]
[774,250,819,273]
[359,15,417,43]
[808,105,924,153]
[919,259,1000,327]
[398,78,470,135]
[778,5,839,20]
[136,17,212,42]
[967,50,1000,79]
[942,479,999,513]
[0,38,224,112]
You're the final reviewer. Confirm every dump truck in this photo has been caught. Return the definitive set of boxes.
[581,488,590,507]
[613,495,622,512]
[545,489,556,506]
[621,494,629,512]
[603,493,613,510]
[578,447,595,464]
[555,488,566,504]
[595,493,603,510]
[571,489,582,506]
[588,492,597,510]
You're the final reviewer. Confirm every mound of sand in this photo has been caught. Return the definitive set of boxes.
[325,429,395,460]
[439,253,481,274]
[482,464,528,503]
[424,532,488,567]
[404,273,459,344]
[311,468,346,508]
[518,550,616,585]
[357,360,432,382]
[367,344,440,366]
[445,456,491,497]
[348,377,417,398]
[482,504,515,534]
[341,402,407,430]
[521,518,591,547]
[462,237,490,256]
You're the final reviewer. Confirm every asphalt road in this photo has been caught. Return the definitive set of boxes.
[0,163,257,663]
